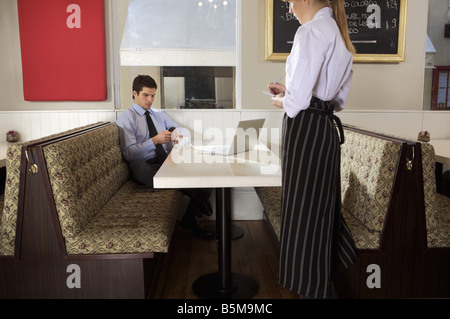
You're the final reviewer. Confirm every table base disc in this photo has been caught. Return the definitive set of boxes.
[192,273,258,299]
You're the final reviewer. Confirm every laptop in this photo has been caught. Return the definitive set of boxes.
[193,118,265,155]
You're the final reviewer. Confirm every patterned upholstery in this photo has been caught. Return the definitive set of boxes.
[420,142,450,248]
[0,123,103,256]
[42,123,183,254]
[255,128,402,250]
[256,130,450,251]
[255,187,281,240]
[340,129,401,249]
[0,195,3,229]
[0,143,22,256]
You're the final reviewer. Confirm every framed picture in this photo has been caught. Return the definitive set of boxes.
[265,0,408,63]
[431,66,450,110]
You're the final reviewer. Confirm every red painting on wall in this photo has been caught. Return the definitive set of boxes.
[17,0,106,101]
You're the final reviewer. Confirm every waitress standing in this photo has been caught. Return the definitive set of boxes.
[268,0,357,298]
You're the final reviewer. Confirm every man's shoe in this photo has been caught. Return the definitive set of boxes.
[195,198,213,217]
[180,215,214,240]
[191,222,214,240]
[189,194,213,216]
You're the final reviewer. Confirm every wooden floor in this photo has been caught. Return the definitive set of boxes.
[152,220,301,299]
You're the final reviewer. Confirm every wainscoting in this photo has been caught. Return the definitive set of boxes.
[2,109,450,144]
[2,108,450,221]
[0,110,117,142]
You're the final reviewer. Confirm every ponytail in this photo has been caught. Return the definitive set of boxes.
[330,0,356,55]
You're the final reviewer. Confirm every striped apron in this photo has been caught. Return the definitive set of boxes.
[279,97,357,298]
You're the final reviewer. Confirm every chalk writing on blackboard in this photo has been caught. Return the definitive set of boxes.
[272,1,298,54]
[345,0,400,55]
[265,0,407,62]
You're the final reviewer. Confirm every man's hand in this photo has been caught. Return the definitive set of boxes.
[152,130,172,145]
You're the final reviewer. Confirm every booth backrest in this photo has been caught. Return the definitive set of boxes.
[42,123,129,239]
[0,123,105,256]
[340,129,402,233]
[421,142,450,248]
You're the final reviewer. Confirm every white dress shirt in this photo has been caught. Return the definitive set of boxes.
[116,103,190,165]
[283,7,353,118]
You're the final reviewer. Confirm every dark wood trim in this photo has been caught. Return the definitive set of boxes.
[342,124,412,144]
[64,252,156,260]
[23,122,110,150]
[262,210,280,255]
[34,122,111,150]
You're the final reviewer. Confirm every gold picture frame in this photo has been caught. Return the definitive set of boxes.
[265,0,408,63]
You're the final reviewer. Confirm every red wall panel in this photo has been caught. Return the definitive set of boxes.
[17,0,106,101]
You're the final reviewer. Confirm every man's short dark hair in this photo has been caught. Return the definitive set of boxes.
[132,74,158,99]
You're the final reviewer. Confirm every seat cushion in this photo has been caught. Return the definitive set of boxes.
[255,186,282,240]
[341,206,381,250]
[427,193,450,248]
[64,181,184,254]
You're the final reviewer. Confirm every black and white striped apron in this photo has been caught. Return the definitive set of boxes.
[279,97,357,298]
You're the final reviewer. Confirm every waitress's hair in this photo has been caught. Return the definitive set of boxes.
[282,0,356,55]
[330,0,356,54]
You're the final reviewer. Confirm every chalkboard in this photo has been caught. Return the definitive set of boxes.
[265,0,408,63]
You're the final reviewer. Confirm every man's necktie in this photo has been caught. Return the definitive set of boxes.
[145,111,167,164]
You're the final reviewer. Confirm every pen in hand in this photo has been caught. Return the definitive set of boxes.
[273,74,285,85]
[266,74,285,97]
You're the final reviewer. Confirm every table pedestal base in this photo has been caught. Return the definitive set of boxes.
[192,188,258,299]
[203,224,244,240]
[192,273,258,299]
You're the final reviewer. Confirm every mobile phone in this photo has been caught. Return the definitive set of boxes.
[169,127,176,132]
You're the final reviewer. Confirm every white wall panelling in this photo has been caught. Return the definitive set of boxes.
[2,108,449,221]
[3,109,449,147]
[0,111,116,142]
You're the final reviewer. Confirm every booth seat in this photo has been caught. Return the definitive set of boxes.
[0,123,103,256]
[255,125,450,298]
[0,122,185,298]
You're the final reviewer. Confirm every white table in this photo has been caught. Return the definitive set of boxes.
[428,139,450,193]
[429,139,450,166]
[154,143,281,299]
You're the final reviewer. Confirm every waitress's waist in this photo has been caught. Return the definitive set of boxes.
[304,96,345,145]
[306,96,335,115]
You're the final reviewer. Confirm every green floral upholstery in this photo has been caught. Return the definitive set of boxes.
[0,195,4,232]
[255,186,281,240]
[42,123,183,254]
[0,123,103,256]
[341,206,380,250]
[420,142,450,248]
[0,143,22,256]
[340,129,401,249]
[255,128,402,251]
